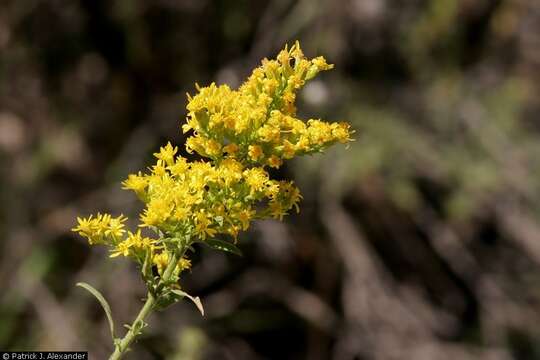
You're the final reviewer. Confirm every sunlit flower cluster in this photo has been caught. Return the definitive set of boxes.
[123,143,302,240]
[182,41,352,167]
[72,42,352,278]
[73,213,127,245]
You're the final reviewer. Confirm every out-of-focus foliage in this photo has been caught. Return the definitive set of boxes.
[1,0,540,359]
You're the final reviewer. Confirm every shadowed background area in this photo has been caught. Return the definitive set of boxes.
[2,0,540,359]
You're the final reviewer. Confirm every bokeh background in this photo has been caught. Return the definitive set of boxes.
[1,0,540,359]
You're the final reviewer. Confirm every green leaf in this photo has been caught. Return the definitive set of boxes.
[77,282,116,339]
[203,239,242,256]
[171,289,205,316]
[141,248,152,280]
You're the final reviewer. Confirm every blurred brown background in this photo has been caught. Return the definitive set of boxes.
[2,0,540,359]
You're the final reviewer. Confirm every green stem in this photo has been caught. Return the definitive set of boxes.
[109,292,155,360]
[109,252,179,360]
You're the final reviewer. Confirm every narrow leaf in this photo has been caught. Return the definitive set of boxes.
[141,248,152,280]
[204,239,242,256]
[77,282,116,339]
[171,289,205,316]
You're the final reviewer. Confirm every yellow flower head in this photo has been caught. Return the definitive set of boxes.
[248,145,263,161]
[154,142,178,166]
[72,214,127,245]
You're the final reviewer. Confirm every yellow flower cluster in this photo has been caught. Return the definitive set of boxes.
[123,143,302,238]
[72,42,352,278]
[72,213,127,245]
[109,230,157,259]
[182,41,352,167]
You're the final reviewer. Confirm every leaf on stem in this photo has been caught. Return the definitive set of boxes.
[141,248,152,280]
[77,282,116,339]
[171,289,205,316]
[203,239,242,256]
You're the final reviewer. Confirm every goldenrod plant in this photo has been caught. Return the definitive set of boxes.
[72,41,352,359]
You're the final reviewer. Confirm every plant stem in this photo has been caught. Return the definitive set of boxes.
[109,252,179,360]
[109,292,155,360]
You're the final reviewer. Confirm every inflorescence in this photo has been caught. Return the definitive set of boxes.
[73,41,353,284]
